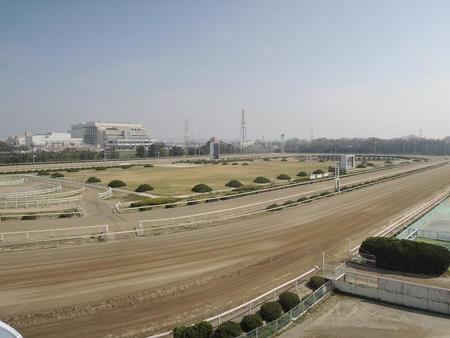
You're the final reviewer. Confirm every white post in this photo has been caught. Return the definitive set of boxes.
[322,251,325,277]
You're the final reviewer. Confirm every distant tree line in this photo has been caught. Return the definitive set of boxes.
[282,137,450,156]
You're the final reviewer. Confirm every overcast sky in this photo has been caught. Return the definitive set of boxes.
[1,0,450,141]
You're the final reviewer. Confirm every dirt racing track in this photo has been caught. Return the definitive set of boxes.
[1,161,450,337]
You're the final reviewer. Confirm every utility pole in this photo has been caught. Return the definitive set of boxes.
[240,109,247,150]
[335,163,341,192]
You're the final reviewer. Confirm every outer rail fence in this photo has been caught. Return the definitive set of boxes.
[0,185,62,200]
[98,187,113,199]
[146,267,319,338]
[138,165,449,232]
[0,195,82,209]
[0,209,84,221]
[236,281,333,338]
[0,187,84,201]
[117,161,443,213]
[0,224,109,243]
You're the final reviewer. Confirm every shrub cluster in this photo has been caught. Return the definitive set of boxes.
[86,176,101,183]
[173,321,213,338]
[213,321,241,338]
[130,197,180,207]
[108,179,126,188]
[143,163,154,167]
[240,314,263,333]
[225,179,243,188]
[192,183,213,193]
[308,276,326,290]
[260,301,283,322]
[135,184,154,192]
[276,174,291,180]
[360,237,450,275]
[254,176,271,184]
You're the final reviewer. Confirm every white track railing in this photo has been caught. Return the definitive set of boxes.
[0,178,25,186]
[97,187,113,199]
[0,185,62,199]
[0,195,81,209]
[0,224,109,243]
[146,267,318,338]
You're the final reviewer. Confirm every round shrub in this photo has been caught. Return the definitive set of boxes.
[277,174,291,180]
[135,184,154,192]
[312,169,325,175]
[253,176,271,184]
[240,314,263,333]
[95,167,107,171]
[263,158,271,161]
[308,276,326,290]
[225,179,243,188]
[174,321,213,338]
[144,164,154,167]
[213,321,241,338]
[51,172,64,178]
[86,176,101,183]
[121,165,132,169]
[297,196,308,202]
[356,163,367,168]
[366,162,375,167]
[282,200,295,206]
[259,301,283,322]
[297,171,308,177]
[37,170,50,176]
[232,162,238,165]
[222,162,229,165]
[108,179,126,188]
[281,158,287,162]
[192,183,213,193]
[266,203,280,210]
[278,291,300,312]
[242,162,249,166]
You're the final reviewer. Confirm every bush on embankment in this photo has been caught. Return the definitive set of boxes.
[360,237,450,275]
[253,176,271,184]
[86,176,101,183]
[192,183,213,193]
[135,184,154,192]
[173,321,213,338]
[108,180,126,188]
[225,179,243,188]
[130,197,180,207]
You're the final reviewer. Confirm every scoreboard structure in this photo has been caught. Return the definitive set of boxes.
[339,154,355,173]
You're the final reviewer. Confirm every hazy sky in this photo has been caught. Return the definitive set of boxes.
[1,0,450,141]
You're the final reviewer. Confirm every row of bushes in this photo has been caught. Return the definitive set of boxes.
[129,197,181,208]
[174,276,327,338]
[32,163,154,176]
[360,237,450,275]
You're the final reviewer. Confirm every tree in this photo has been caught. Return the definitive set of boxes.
[136,145,146,158]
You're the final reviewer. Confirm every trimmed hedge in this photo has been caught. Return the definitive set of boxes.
[225,179,243,188]
[86,176,101,183]
[308,276,326,290]
[173,321,213,338]
[144,164,154,167]
[108,180,126,188]
[276,174,291,180]
[66,168,79,172]
[360,237,450,275]
[213,321,241,338]
[51,172,65,178]
[192,183,213,193]
[278,291,300,312]
[135,184,154,192]
[130,197,180,207]
[240,314,263,333]
[37,170,50,176]
[260,301,283,322]
[254,176,271,184]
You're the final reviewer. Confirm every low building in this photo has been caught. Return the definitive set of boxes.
[71,122,150,148]
[340,154,355,172]
[25,132,83,150]
[209,137,220,160]
[6,134,26,147]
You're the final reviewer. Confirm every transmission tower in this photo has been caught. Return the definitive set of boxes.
[240,109,247,149]
[184,118,189,147]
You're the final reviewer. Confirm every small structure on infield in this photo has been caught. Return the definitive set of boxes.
[339,154,355,173]
[209,137,220,160]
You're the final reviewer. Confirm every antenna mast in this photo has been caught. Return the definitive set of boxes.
[240,109,247,149]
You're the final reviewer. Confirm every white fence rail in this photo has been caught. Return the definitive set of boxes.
[0,185,62,199]
[0,224,109,243]
[0,195,82,209]
[97,187,113,199]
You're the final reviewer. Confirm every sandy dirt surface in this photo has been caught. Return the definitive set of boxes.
[0,163,449,337]
[279,294,450,338]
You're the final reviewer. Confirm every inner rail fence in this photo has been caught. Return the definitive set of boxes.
[0,187,84,201]
[0,195,82,209]
[0,224,109,243]
[0,184,62,199]
[120,161,444,214]
[138,166,449,232]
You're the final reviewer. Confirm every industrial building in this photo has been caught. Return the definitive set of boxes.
[25,132,83,150]
[71,122,150,148]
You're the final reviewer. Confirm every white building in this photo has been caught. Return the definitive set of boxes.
[25,132,83,150]
[71,122,150,148]
[340,154,355,172]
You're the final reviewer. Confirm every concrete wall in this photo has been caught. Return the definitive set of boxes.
[333,273,450,315]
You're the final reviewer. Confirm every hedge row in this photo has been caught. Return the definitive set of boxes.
[360,237,450,275]
[130,197,181,207]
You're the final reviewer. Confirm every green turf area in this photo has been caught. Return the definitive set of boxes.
[62,158,386,196]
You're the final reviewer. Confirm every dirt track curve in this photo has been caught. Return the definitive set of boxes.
[1,163,450,338]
